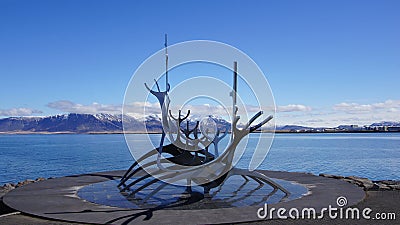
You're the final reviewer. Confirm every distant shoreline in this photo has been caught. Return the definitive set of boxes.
[0,130,399,135]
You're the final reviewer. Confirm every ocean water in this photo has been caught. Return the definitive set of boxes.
[0,133,399,185]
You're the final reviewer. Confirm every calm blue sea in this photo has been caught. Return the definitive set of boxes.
[0,133,399,185]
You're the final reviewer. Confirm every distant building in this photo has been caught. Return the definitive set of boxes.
[376,126,388,131]
[323,128,336,132]
[337,125,362,131]
[388,126,400,132]
[364,126,373,131]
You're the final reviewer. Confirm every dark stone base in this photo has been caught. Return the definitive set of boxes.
[3,170,365,225]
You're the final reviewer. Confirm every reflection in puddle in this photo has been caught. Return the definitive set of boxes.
[78,176,308,210]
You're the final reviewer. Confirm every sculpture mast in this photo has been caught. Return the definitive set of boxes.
[232,61,238,140]
[165,34,169,90]
[233,61,237,110]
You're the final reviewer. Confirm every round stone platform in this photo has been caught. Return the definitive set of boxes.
[3,170,365,224]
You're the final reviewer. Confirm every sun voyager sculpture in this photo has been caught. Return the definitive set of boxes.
[119,36,290,208]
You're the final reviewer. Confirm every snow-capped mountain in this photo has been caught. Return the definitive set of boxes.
[0,113,232,133]
[0,113,122,133]
[370,121,400,127]
[0,113,228,133]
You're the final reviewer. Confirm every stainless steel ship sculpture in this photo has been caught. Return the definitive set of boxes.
[118,36,290,204]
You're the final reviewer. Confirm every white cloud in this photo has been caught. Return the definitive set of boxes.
[0,107,43,116]
[276,99,400,127]
[333,103,372,112]
[46,100,161,119]
[47,100,122,114]
[45,99,400,127]
[333,100,400,113]
[277,104,312,112]
[46,100,312,119]
[126,102,231,119]
[305,119,324,123]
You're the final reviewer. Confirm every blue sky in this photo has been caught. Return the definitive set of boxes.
[0,0,399,126]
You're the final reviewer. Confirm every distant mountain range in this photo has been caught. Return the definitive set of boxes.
[0,113,398,133]
[0,113,229,133]
[0,113,146,133]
